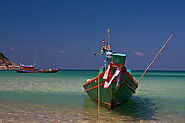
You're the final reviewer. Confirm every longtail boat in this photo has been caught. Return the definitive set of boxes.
[16,64,61,73]
[83,29,138,109]
[83,29,174,109]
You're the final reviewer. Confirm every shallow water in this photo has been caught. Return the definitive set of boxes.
[0,70,185,122]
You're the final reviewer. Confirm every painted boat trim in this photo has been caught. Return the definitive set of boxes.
[125,71,138,87]
[84,78,136,93]
[84,82,105,92]
[83,71,105,87]
[122,79,136,93]
[83,70,138,88]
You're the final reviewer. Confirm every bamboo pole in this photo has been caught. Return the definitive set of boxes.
[104,61,107,71]
[138,33,174,83]
[108,29,111,50]
[108,29,110,45]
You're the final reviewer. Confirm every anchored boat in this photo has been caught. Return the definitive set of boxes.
[83,29,174,109]
[83,29,138,109]
[16,64,61,73]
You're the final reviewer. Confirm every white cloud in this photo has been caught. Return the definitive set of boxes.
[57,49,65,54]
[10,48,15,51]
[135,51,144,56]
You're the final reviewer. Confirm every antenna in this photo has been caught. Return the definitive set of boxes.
[33,54,36,67]
[33,58,36,66]
[33,51,38,67]
[20,56,23,66]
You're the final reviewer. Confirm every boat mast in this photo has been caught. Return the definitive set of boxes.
[33,57,36,67]
[107,29,111,50]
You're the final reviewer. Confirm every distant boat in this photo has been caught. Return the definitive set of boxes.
[83,29,138,109]
[16,64,61,73]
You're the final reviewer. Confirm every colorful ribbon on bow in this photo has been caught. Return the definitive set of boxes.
[103,62,125,89]
[115,67,126,90]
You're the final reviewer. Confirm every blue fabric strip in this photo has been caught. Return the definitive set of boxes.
[116,67,126,90]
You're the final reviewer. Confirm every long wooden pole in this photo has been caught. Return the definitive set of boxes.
[138,33,174,83]
[108,29,111,50]
[108,29,110,46]
[98,73,100,122]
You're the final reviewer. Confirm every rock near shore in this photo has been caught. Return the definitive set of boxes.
[0,52,19,69]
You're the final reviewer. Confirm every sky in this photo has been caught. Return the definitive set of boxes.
[0,0,185,70]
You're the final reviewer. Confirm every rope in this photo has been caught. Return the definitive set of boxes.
[138,33,174,83]
[98,73,100,123]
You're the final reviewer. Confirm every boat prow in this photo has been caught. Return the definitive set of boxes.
[83,62,138,109]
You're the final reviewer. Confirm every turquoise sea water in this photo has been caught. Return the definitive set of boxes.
[0,70,185,122]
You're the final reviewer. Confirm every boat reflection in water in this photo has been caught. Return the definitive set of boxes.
[82,96,157,121]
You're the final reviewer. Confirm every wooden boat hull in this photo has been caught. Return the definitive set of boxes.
[83,69,138,109]
[16,69,61,73]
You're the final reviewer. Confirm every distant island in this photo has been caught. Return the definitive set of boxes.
[0,52,19,69]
